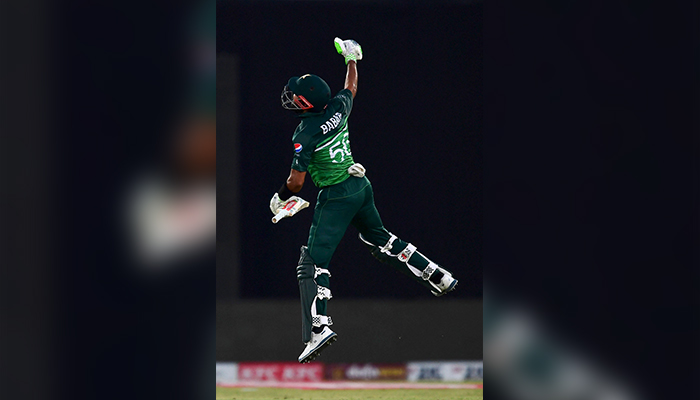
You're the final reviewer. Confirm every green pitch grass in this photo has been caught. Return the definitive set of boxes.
[216,387,483,400]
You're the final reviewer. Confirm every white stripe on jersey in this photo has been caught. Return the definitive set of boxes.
[314,124,348,152]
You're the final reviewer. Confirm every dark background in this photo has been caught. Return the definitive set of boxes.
[216,0,483,301]
[484,1,699,399]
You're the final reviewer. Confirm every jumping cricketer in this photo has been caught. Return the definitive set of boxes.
[270,37,459,364]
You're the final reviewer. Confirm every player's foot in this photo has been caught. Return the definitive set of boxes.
[298,326,337,363]
[431,273,458,297]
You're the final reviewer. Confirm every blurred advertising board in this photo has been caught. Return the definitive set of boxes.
[407,361,483,381]
[325,363,407,380]
[215,362,239,385]
[237,362,324,382]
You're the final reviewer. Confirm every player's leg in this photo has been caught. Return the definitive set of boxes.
[350,182,458,296]
[296,245,337,363]
[297,180,365,363]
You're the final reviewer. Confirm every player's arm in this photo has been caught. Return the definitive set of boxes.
[270,169,309,223]
[281,169,306,197]
[334,37,362,99]
[345,60,358,98]
[273,168,305,211]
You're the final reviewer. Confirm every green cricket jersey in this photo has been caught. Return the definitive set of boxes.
[291,89,356,188]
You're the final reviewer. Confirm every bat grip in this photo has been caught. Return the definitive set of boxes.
[272,210,290,224]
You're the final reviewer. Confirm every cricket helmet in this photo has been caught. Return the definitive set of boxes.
[281,74,331,112]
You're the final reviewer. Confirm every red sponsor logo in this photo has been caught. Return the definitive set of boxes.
[238,362,324,382]
[284,200,297,210]
[294,143,303,153]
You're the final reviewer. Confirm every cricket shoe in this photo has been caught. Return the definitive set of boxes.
[431,273,458,297]
[298,326,337,364]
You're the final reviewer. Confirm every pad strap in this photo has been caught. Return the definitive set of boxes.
[398,243,417,263]
[310,285,333,329]
[312,315,333,327]
[317,286,332,300]
[379,234,398,255]
[398,243,424,278]
[421,262,438,281]
[314,267,331,278]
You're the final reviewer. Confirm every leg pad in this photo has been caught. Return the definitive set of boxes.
[358,233,455,295]
[297,246,332,343]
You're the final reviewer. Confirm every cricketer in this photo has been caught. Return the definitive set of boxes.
[270,38,459,364]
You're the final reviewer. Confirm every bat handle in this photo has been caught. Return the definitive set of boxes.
[272,209,290,224]
[272,200,300,223]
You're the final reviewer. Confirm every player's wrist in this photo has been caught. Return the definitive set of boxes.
[277,183,295,201]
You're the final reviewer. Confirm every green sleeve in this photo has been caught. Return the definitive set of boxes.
[334,89,353,115]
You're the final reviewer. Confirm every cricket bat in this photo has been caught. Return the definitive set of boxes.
[272,197,310,224]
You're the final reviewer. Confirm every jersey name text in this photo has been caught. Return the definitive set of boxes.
[320,112,343,134]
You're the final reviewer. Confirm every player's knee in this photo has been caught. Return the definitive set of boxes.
[359,232,408,255]
[359,233,397,263]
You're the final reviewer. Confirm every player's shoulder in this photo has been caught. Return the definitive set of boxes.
[293,119,323,144]
[329,89,353,105]
[335,88,353,99]
[326,89,353,115]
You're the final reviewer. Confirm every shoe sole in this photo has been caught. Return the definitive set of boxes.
[298,333,337,364]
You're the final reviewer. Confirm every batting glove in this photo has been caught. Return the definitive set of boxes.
[334,37,363,64]
[270,195,310,224]
[269,193,286,215]
[348,163,366,178]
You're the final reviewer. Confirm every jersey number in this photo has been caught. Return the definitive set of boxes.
[329,132,351,163]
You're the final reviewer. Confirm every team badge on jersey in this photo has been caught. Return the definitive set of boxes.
[294,143,303,153]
